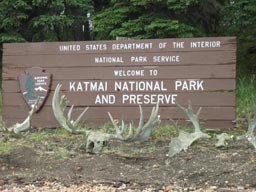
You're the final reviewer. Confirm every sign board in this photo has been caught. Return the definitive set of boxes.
[2,37,236,129]
[19,67,52,112]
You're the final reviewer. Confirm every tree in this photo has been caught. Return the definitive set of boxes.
[220,0,256,74]
[0,0,30,42]
[220,0,256,38]
[0,0,93,43]
[92,0,226,40]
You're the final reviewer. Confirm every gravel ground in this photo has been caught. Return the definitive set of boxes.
[1,131,256,192]
[0,182,255,192]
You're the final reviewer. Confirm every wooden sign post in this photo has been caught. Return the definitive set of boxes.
[2,37,236,129]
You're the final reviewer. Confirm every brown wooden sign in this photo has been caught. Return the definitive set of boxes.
[2,37,236,129]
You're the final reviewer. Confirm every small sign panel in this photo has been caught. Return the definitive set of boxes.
[19,67,52,112]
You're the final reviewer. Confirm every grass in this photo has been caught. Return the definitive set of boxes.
[28,131,49,142]
[0,128,85,158]
[102,139,159,157]
[0,142,12,154]
[236,74,256,117]
[53,147,71,159]
[152,124,178,141]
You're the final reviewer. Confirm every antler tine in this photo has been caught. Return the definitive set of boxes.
[177,101,192,118]
[142,102,160,129]
[108,103,160,142]
[128,122,133,136]
[108,112,134,141]
[108,112,123,139]
[176,102,202,133]
[151,103,159,121]
[119,121,134,141]
[11,99,39,133]
[67,105,74,122]
[52,83,72,132]
[186,101,202,122]
[121,120,125,131]
[137,105,144,130]
[12,110,32,133]
[73,106,89,127]
[247,105,256,136]
[135,103,160,141]
[60,95,66,103]
[176,102,186,113]
[120,120,126,139]
[52,83,89,133]
[196,107,202,117]
[108,112,119,130]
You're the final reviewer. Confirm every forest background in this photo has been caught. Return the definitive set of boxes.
[0,0,255,116]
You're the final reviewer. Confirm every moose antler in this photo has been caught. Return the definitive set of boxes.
[246,106,256,148]
[108,103,160,141]
[6,100,38,133]
[176,101,202,132]
[52,84,89,133]
[237,105,256,150]
[168,101,210,157]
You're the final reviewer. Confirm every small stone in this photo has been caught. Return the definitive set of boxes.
[0,179,5,186]
[118,183,126,190]
[120,172,124,177]
[210,186,218,190]
[164,185,177,191]
[237,186,244,190]
[1,166,6,171]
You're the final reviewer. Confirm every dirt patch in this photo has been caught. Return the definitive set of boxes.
[0,130,256,191]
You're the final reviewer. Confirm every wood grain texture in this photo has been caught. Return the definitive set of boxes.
[3,117,234,129]
[2,92,235,107]
[2,106,235,120]
[3,51,235,67]
[3,65,236,80]
[3,37,236,55]
[2,37,236,129]
[2,79,235,93]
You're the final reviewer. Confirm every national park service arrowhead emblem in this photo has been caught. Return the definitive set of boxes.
[19,67,52,112]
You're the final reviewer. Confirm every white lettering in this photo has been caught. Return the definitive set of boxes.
[122,94,177,105]
[95,94,115,104]
[113,70,144,77]
[131,56,147,62]
[175,80,204,91]
[112,43,152,50]
[59,44,81,52]
[159,42,167,49]
[95,57,124,63]
[190,41,221,48]
[153,55,180,63]
[34,76,48,80]
[173,42,184,48]
[77,82,83,91]
[69,81,108,92]
[85,44,107,51]
[114,81,167,91]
